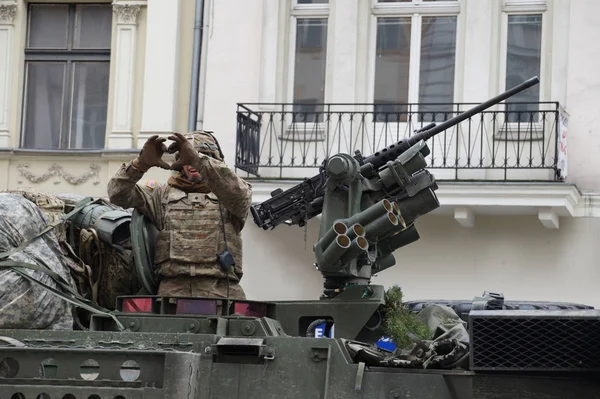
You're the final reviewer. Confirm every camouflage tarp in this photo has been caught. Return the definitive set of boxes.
[0,192,78,330]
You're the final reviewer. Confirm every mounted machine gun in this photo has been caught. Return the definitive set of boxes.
[251,77,540,298]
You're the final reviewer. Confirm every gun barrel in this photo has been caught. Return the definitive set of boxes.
[363,76,540,166]
[417,76,540,141]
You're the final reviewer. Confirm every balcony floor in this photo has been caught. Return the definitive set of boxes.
[248,180,597,230]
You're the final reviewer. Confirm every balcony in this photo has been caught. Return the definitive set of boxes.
[235,101,583,229]
[235,101,563,182]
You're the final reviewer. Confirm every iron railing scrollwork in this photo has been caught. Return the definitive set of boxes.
[235,102,562,182]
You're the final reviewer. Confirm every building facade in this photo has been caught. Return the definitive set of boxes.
[0,0,599,306]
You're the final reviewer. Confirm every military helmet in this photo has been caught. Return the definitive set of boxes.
[176,130,224,162]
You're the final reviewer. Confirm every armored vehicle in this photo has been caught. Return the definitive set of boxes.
[0,76,599,398]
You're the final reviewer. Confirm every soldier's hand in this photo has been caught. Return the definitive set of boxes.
[135,135,171,172]
[167,132,199,170]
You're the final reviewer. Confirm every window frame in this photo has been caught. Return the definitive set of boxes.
[366,0,463,114]
[497,0,549,138]
[20,2,112,150]
[499,0,548,99]
[282,0,331,140]
[285,0,330,107]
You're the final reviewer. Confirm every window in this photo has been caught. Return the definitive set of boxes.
[289,0,329,123]
[500,0,547,126]
[22,3,112,150]
[505,14,542,122]
[371,0,459,122]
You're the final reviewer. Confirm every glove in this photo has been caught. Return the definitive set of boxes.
[167,133,200,171]
[133,135,171,172]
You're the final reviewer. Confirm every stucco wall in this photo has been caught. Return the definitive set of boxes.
[241,213,600,307]
[202,0,263,161]
[564,0,600,193]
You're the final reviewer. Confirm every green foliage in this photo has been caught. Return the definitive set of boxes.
[381,285,431,349]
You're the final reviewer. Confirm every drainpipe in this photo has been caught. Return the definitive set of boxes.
[188,0,205,132]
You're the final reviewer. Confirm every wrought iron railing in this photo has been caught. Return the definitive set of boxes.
[235,102,562,182]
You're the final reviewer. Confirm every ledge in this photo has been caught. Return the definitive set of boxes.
[0,148,177,162]
[248,180,599,229]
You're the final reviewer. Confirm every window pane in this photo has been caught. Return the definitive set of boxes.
[75,5,113,49]
[373,18,411,122]
[506,14,542,122]
[28,5,69,49]
[419,16,457,121]
[293,18,328,122]
[23,63,66,149]
[70,63,110,149]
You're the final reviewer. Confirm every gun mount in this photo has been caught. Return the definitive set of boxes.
[251,77,540,298]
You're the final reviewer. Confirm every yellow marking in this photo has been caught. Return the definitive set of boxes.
[146,179,157,189]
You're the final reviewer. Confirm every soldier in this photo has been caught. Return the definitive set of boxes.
[107,131,252,299]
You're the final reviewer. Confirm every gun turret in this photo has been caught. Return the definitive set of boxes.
[251,77,540,298]
[250,76,539,231]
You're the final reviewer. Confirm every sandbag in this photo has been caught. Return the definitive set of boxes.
[0,192,77,330]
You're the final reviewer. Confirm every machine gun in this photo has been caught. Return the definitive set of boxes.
[251,77,540,297]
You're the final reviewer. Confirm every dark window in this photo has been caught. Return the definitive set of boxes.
[22,3,112,150]
[373,16,457,122]
[292,18,328,123]
[505,14,542,122]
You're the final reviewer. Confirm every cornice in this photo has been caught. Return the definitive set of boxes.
[248,180,600,228]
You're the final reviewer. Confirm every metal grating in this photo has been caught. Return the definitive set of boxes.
[406,299,594,323]
[469,310,600,371]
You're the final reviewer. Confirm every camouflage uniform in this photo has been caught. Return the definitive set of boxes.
[107,131,252,299]
[0,192,77,330]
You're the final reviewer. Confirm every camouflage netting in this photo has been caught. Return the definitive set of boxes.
[0,191,77,330]
[0,189,138,330]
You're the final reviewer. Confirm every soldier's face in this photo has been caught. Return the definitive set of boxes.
[183,165,201,182]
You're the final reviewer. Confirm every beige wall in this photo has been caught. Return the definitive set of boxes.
[175,0,196,135]
[3,0,196,147]
[0,0,195,194]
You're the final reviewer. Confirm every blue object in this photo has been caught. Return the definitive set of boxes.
[376,336,397,351]
[314,322,335,338]
[314,322,327,338]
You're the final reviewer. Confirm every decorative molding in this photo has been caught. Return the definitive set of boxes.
[503,0,547,13]
[112,3,141,25]
[108,132,134,149]
[16,164,101,185]
[372,2,461,16]
[0,3,15,144]
[0,3,17,25]
[291,4,329,18]
[249,180,600,226]
[538,207,559,229]
[454,206,476,228]
[109,12,138,147]
[0,131,9,148]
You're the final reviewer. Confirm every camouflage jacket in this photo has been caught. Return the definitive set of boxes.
[107,154,253,282]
